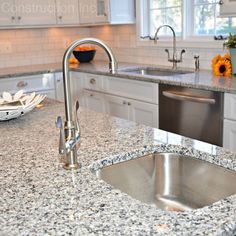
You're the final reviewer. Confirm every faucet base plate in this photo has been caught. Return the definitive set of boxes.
[63,162,81,170]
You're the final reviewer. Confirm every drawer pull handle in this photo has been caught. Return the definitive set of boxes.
[90,94,93,97]
[17,81,28,88]
[127,102,131,106]
[90,78,96,84]
[123,101,127,105]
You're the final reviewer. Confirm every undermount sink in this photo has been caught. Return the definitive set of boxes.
[94,153,236,212]
[124,67,194,77]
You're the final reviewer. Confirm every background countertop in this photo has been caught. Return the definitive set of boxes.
[0,61,236,94]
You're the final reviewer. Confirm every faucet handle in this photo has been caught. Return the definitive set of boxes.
[165,49,170,60]
[194,54,200,71]
[56,116,66,155]
[180,49,186,61]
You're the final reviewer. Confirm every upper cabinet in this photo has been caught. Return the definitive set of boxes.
[15,0,56,26]
[219,0,236,17]
[56,0,79,25]
[79,0,135,25]
[0,0,79,27]
[0,0,135,28]
[0,0,16,26]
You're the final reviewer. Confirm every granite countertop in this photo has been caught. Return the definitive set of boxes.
[1,61,236,94]
[1,101,236,235]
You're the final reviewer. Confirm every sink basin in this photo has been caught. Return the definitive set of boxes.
[124,67,194,77]
[94,153,236,212]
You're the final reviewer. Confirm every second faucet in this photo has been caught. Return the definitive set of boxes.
[154,24,185,70]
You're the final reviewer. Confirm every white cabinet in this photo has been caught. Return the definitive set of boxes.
[219,0,236,17]
[83,89,106,113]
[56,0,79,25]
[223,119,236,152]
[0,0,16,26]
[15,0,56,26]
[106,77,158,104]
[79,0,135,25]
[79,0,109,24]
[0,0,79,27]
[129,99,158,128]
[0,73,56,99]
[105,94,129,120]
[70,72,158,128]
[55,72,64,102]
[94,0,110,23]
[54,71,84,103]
[104,93,158,127]
[223,93,236,152]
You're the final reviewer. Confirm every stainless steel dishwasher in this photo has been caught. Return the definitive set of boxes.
[159,84,223,146]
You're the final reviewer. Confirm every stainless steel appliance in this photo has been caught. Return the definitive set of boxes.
[159,84,223,146]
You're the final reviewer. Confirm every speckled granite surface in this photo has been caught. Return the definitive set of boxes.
[1,61,236,94]
[1,101,236,235]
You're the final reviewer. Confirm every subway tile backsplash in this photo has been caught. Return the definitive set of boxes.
[0,27,90,69]
[0,25,227,70]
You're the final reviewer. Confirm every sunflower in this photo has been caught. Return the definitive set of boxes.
[211,54,222,69]
[222,53,231,62]
[213,59,232,77]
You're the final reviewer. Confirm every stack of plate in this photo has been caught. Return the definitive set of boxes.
[0,90,46,121]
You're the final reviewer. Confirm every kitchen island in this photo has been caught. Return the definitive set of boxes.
[1,100,236,236]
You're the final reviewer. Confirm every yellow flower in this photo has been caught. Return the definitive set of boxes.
[213,59,232,77]
[223,53,231,61]
[211,54,222,69]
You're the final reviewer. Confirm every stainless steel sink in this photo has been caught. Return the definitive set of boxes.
[94,153,236,212]
[124,67,194,77]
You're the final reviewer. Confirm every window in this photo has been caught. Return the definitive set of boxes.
[142,0,236,39]
[149,0,182,36]
[194,0,236,35]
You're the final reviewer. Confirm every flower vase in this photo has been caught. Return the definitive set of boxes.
[230,48,236,75]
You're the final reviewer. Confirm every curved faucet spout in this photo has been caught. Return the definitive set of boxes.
[59,37,118,170]
[63,38,117,122]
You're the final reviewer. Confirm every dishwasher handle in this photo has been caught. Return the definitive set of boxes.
[162,91,216,104]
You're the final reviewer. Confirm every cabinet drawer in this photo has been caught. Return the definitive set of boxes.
[224,93,236,121]
[106,77,159,104]
[0,74,55,94]
[78,73,105,92]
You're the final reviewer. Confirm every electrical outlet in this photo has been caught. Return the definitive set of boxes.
[0,42,12,54]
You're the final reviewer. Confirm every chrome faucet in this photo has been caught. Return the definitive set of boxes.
[56,38,118,170]
[154,24,185,70]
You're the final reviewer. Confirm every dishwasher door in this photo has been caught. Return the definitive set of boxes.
[159,84,223,146]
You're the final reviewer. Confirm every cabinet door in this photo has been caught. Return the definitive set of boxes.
[219,0,236,17]
[56,0,79,25]
[129,99,159,128]
[94,0,109,23]
[15,0,56,26]
[83,90,106,113]
[55,73,64,102]
[79,0,94,24]
[0,0,16,26]
[105,94,129,120]
[224,93,236,120]
[223,119,236,152]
